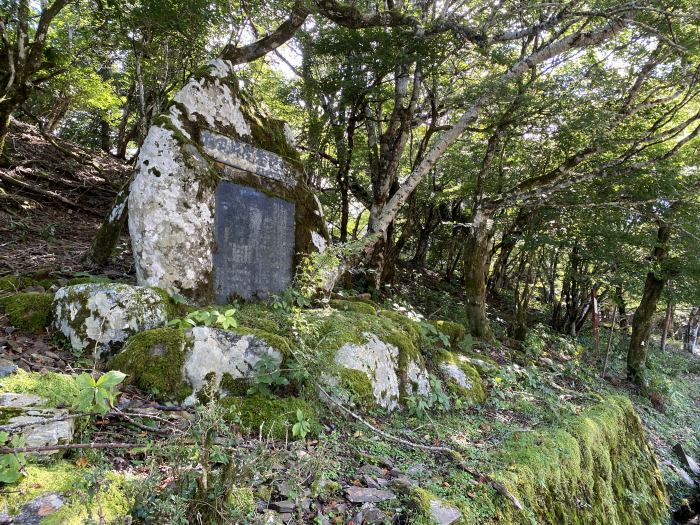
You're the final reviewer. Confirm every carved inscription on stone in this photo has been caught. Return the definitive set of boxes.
[202,130,295,186]
[213,181,295,302]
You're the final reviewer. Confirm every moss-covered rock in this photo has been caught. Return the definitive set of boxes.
[109,327,192,401]
[221,394,322,440]
[0,462,132,524]
[329,298,377,316]
[434,350,487,405]
[400,486,463,525]
[227,486,256,516]
[0,274,40,293]
[459,351,500,377]
[0,369,78,407]
[0,292,53,331]
[430,319,466,349]
[53,283,173,359]
[485,396,668,524]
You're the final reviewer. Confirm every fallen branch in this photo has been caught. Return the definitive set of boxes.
[0,170,103,216]
[315,381,524,510]
[0,442,143,454]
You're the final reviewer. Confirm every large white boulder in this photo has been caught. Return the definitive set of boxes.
[53,283,170,359]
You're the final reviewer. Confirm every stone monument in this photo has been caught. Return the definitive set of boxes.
[128,59,329,303]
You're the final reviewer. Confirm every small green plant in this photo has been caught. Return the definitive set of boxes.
[419,322,451,351]
[247,354,289,397]
[169,308,238,330]
[76,370,126,415]
[292,409,311,439]
[406,374,451,418]
[0,432,26,483]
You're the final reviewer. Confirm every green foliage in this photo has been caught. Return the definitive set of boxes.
[291,409,312,439]
[246,353,289,397]
[406,374,452,418]
[75,370,126,415]
[0,431,26,484]
[168,307,238,330]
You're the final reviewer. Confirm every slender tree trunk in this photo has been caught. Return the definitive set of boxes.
[683,307,699,354]
[0,102,16,158]
[100,119,111,153]
[627,222,670,382]
[659,296,673,352]
[463,207,493,337]
[616,285,629,334]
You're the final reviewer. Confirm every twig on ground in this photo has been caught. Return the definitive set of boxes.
[315,380,524,510]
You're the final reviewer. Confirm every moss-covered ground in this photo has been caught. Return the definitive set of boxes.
[0,280,696,524]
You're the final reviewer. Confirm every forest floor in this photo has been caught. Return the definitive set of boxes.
[0,122,699,524]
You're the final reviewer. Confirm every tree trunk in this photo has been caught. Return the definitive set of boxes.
[100,119,112,153]
[463,208,493,337]
[627,222,670,382]
[615,286,629,334]
[0,103,14,159]
[82,187,130,267]
[683,307,699,354]
[659,296,673,352]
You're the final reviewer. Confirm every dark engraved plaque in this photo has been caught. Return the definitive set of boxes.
[213,181,295,302]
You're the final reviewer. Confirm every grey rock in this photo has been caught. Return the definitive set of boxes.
[1,393,74,458]
[258,511,284,525]
[182,327,282,404]
[363,474,381,489]
[269,500,296,513]
[360,505,388,524]
[344,487,395,503]
[53,283,170,359]
[0,393,44,407]
[358,464,385,477]
[12,493,64,525]
[428,499,461,525]
[0,358,17,378]
[674,443,700,477]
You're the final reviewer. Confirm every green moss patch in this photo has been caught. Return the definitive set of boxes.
[0,292,53,331]
[221,394,321,440]
[329,298,377,316]
[109,328,192,401]
[0,369,78,407]
[338,368,375,409]
[0,462,132,524]
[227,486,256,516]
[0,275,40,293]
[430,319,466,349]
[487,396,668,524]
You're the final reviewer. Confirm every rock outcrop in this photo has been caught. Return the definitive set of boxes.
[128,59,329,304]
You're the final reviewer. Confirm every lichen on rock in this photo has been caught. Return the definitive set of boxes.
[52,283,171,359]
